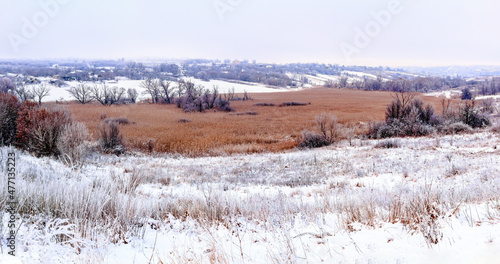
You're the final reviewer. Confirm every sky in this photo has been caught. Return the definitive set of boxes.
[0,0,499,67]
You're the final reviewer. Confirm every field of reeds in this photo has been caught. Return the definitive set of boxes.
[66,88,441,156]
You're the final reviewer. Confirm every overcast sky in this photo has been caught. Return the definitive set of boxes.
[0,0,499,66]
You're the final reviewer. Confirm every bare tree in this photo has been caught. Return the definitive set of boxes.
[159,79,174,103]
[31,83,51,105]
[175,80,187,98]
[0,77,15,93]
[91,83,110,105]
[324,80,335,88]
[353,80,364,89]
[141,78,161,103]
[108,87,126,104]
[223,87,235,101]
[68,82,93,104]
[127,88,138,103]
[391,90,416,110]
[338,75,348,88]
[386,90,417,120]
[203,86,219,109]
[13,81,34,101]
[440,97,453,118]
[91,83,125,105]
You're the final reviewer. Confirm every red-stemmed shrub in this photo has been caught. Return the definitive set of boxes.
[16,102,73,157]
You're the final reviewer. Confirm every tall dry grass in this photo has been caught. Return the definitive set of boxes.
[65,88,441,156]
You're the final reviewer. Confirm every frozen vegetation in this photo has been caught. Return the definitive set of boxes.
[1,131,500,263]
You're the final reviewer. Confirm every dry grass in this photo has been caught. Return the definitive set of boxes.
[65,88,440,156]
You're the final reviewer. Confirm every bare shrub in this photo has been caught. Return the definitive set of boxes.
[439,122,473,135]
[369,94,443,139]
[99,121,125,155]
[299,131,331,149]
[324,79,335,88]
[480,98,495,114]
[367,122,386,139]
[279,102,309,107]
[233,111,258,116]
[176,83,233,112]
[57,122,91,167]
[254,102,275,107]
[0,92,20,146]
[13,81,34,101]
[16,102,73,157]
[141,139,155,153]
[315,113,342,143]
[242,90,252,101]
[342,124,357,146]
[214,97,233,112]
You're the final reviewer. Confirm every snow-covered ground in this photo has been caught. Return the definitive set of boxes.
[426,89,461,99]
[30,78,291,103]
[476,94,500,100]
[426,89,500,102]
[1,131,500,263]
[342,70,378,79]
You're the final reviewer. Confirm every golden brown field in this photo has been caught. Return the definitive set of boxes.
[66,87,440,156]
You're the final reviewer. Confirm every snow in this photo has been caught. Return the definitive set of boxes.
[303,74,339,86]
[1,132,500,263]
[342,70,378,79]
[476,94,500,100]
[32,78,291,103]
[426,89,461,99]
[184,78,291,94]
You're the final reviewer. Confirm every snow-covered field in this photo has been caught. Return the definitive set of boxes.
[1,131,500,263]
[426,89,462,99]
[32,78,291,103]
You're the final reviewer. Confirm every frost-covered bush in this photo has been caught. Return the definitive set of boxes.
[438,122,473,134]
[299,131,331,149]
[367,93,492,139]
[316,113,342,143]
[368,96,441,139]
[57,122,91,166]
